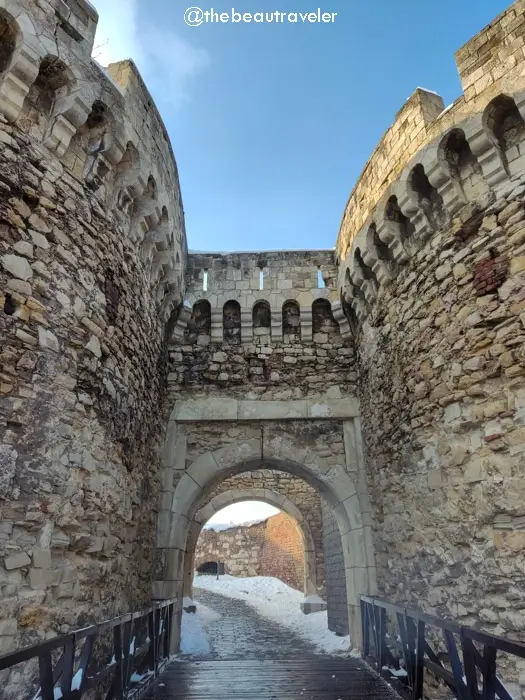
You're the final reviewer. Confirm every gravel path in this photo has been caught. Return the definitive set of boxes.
[180,587,334,661]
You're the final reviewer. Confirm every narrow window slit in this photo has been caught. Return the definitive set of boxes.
[203,269,208,292]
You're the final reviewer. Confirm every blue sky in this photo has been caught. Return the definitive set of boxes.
[205,501,280,526]
[92,0,509,253]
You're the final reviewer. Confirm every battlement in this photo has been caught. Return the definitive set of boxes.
[172,249,352,344]
[337,0,525,325]
[54,0,99,53]
[0,0,186,320]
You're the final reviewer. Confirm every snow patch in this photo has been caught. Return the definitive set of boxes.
[180,602,221,655]
[304,594,325,604]
[204,517,270,532]
[194,574,351,655]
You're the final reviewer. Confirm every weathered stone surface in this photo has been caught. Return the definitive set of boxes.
[0,0,187,683]
[1,254,33,281]
[4,553,31,570]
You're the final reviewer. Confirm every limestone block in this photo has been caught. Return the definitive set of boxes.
[307,398,359,419]
[32,549,52,569]
[0,619,18,636]
[213,439,261,471]
[171,399,238,421]
[1,254,33,281]
[187,452,221,488]
[300,600,327,614]
[237,400,307,420]
[168,514,190,550]
[341,528,368,569]
[38,328,60,352]
[171,474,202,517]
[4,552,31,570]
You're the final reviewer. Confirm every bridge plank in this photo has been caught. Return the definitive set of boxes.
[146,658,400,699]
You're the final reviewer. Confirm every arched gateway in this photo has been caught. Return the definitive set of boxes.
[188,488,319,599]
[155,397,377,652]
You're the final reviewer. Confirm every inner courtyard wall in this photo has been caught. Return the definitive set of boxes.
[195,512,305,592]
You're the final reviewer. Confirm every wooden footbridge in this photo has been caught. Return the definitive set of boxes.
[1,596,525,699]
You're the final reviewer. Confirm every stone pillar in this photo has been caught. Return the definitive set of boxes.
[301,306,313,341]
[210,308,223,344]
[241,309,252,343]
[271,306,283,343]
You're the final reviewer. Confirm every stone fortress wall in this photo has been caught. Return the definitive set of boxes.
[335,0,525,648]
[161,249,364,633]
[0,0,186,685]
[2,0,525,693]
[194,512,305,592]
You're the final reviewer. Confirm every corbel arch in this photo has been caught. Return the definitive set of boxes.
[0,3,40,123]
[16,54,75,144]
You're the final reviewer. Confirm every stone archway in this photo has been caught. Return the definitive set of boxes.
[155,423,377,653]
[184,488,319,603]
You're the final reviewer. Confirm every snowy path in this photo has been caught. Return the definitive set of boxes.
[181,588,328,661]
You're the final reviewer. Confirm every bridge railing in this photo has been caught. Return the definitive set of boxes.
[361,596,525,700]
[0,597,176,700]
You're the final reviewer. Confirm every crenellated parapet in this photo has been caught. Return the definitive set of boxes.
[337,0,525,325]
[173,250,353,344]
[0,0,186,321]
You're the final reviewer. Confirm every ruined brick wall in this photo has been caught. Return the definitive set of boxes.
[0,0,185,680]
[259,512,304,589]
[194,512,304,591]
[322,502,349,636]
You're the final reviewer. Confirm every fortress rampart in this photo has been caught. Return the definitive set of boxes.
[0,0,186,681]
[2,0,525,693]
[337,0,525,321]
[334,0,525,655]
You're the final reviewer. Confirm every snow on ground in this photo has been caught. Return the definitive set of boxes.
[180,601,221,655]
[194,574,351,655]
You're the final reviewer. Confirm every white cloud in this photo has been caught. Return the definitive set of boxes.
[206,501,281,527]
[90,0,208,108]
